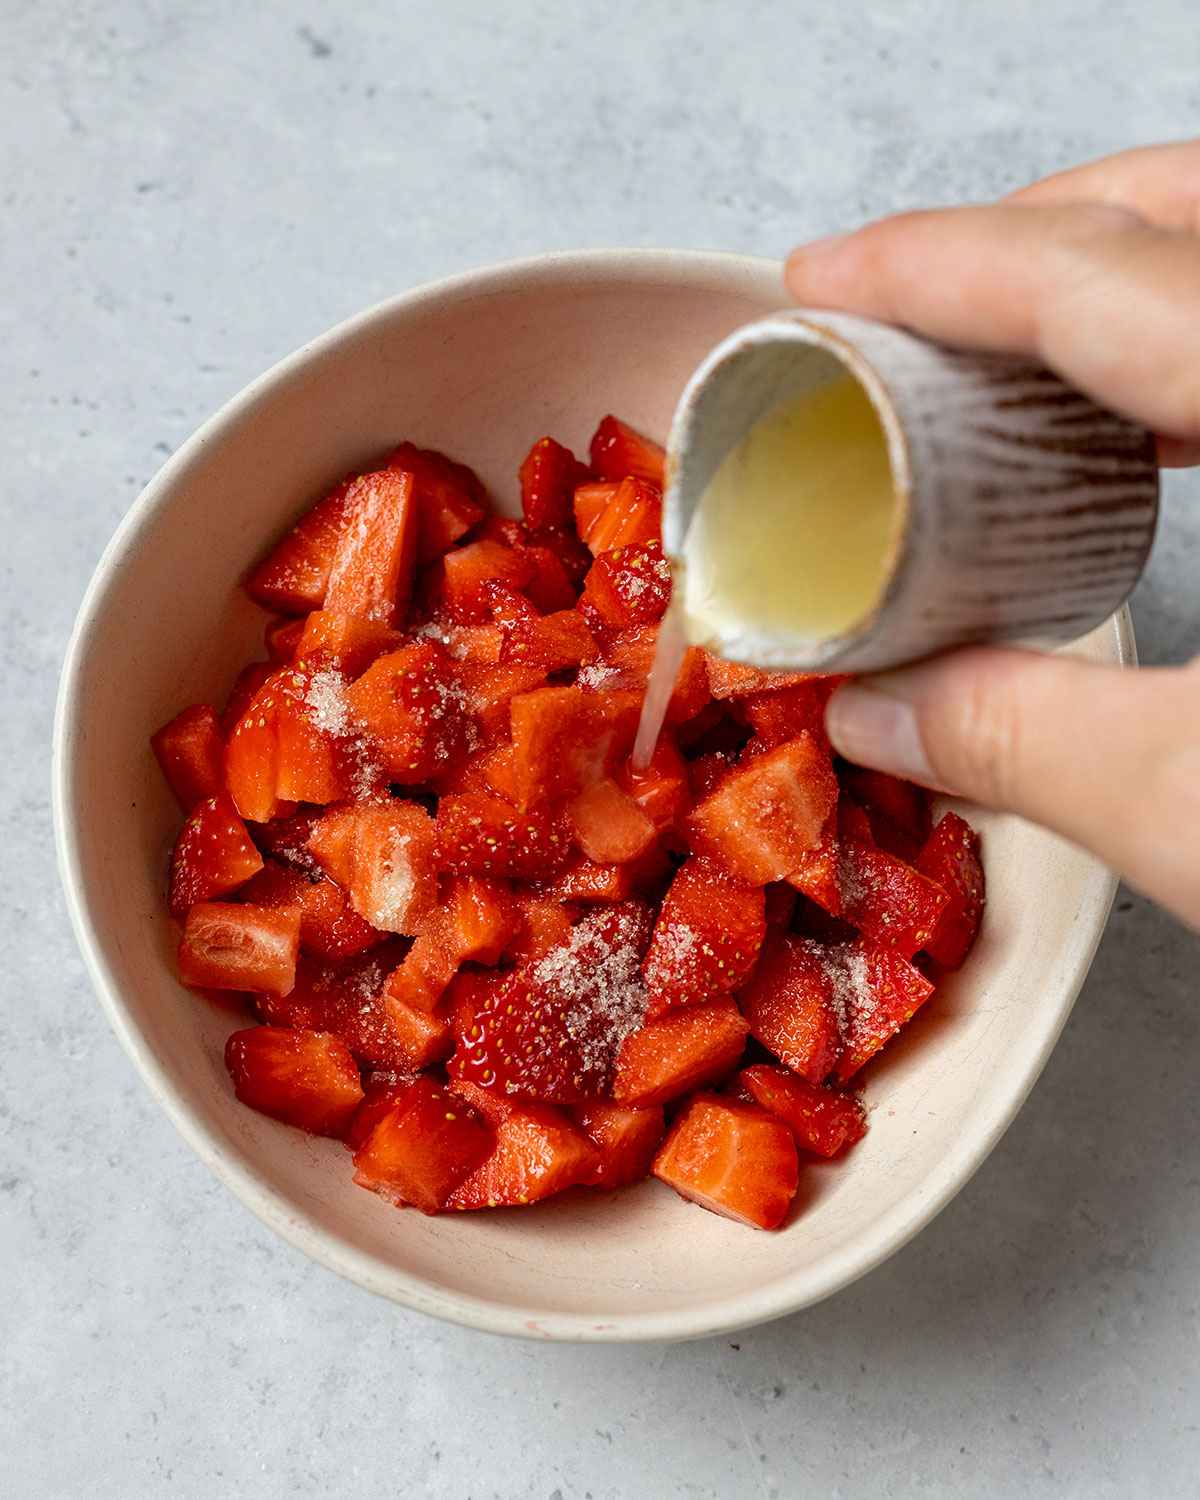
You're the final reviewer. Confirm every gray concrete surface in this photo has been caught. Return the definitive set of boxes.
[4,2,1199,1495]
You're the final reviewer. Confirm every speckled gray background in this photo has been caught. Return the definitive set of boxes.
[5,3,1200,1496]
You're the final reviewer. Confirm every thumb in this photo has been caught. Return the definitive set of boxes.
[825,648,1200,930]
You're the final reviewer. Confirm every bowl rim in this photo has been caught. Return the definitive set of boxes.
[52,248,1124,1342]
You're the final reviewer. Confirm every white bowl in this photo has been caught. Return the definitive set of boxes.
[54,251,1123,1342]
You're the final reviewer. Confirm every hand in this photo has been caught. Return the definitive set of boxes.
[784,140,1200,929]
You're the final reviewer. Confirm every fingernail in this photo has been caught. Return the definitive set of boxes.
[784,235,851,284]
[825,681,937,784]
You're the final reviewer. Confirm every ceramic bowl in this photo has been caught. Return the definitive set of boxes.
[54,251,1124,1341]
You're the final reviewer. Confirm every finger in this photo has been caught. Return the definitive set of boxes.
[1007,138,1200,235]
[825,649,1200,930]
[784,201,1200,443]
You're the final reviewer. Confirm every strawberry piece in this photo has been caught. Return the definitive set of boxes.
[519,435,589,531]
[734,1064,867,1158]
[838,841,949,957]
[225,1026,363,1137]
[323,468,418,627]
[308,802,437,935]
[568,778,657,865]
[615,739,690,831]
[295,610,404,676]
[344,1070,419,1152]
[652,1094,798,1230]
[446,1080,600,1209]
[168,794,264,916]
[604,626,711,726]
[441,539,534,624]
[264,615,305,663]
[580,542,672,628]
[151,703,225,810]
[178,902,301,994]
[573,480,620,542]
[499,609,599,673]
[916,812,985,969]
[741,677,843,748]
[379,992,454,1070]
[839,799,875,845]
[383,877,514,1012]
[787,810,842,916]
[689,734,837,885]
[510,684,636,808]
[220,661,274,736]
[738,934,842,1083]
[830,944,936,1082]
[519,539,585,611]
[588,414,666,485]
[239,858,382,961]
[569,1101,665,1189]
[384,911,461,1013]
[584,476,662,554]
[455,658,548,737]
[505,895,574,962]
[435,793,572,879]
[703,658,822,701]
[687,749,736,802]
[643,856,765,1012]
[383,441,488,562]
[244,476,357,613]
[250,806,324,874]
[344,640,471,784]
[612,999,748,1106]
[843,767,932,854]
[538,853,639,904]
[353,1076,493,1213]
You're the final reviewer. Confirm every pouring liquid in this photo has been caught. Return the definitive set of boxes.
[633,374,896,765]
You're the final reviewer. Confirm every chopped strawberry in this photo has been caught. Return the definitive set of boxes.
[612,999,748,1106]
[738,935,842,1083]
[383,877,513,1012]
[519,435,589,531]
[499,609,599,673]
[250,806,324,874]
[323,468,418,627]
[916,812,985,969]
[344,640,471,784]
[510,684,638,809]
[455,658,549,737]
[383,441,488,562]
[239,858,382,962]
[615,739,690,831]
[584,476,662,555]
[653,1094,799,1229]
[569,777,657,865]
[225,1026,364,1137]
[573,480,620,542]
[688,734,838,885]
[569,1101,665,1189]
[741,677,843,748]
[687,749,736,802]
[703,658,821,701]
[441,539,534,624]
[178,902,301,994]
[787,810,842,915]
[839,841,949,957]
[505,894,575,962]
[220,661,274,736]
[830,944,936,1082]
[604,626,711,726]
[264,615,304,663]
[519,537,587,610]
[243,476,357,613]
[843,767,932,854]
[151,703,225,810]
[295,610,404,676]
[643,856,765,1012]
[353,1076,493,1213]
[538,853,640,904]
[344,1070,419,1152]
[588,414,666,485]
[446,1080,599,1209]
[379,992,454,1070]
[734,1065,867,1158]
[435,793,572,879]
[308,801,437,935]
[580,542,672,628]
[383,910,461,1013]
[168,794,263,916]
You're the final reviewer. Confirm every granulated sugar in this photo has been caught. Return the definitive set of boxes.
[531,911,649,1080]
[808,940,875,1041]
[304,667,353,736]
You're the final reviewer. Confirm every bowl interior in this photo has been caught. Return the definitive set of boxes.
[56,253,1118,1340]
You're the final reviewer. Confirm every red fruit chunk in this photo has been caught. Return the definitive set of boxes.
[506,895,574,962]
[344,641,470,784]
[616,739,690,831]
[612,999,748,1106]
[250,806,324,874]
[225,1027,364,1137]
[829,944,935,1082]
[589,414,666,485]
[738,935,842,1083]
[916,811,985,968]
[441,539,534,624]
[500,609,599,673]
[384,911,460,1013]
[380,992,454,1070]
[652,1094,798,1230]
[384,877,514,1012]
[435,793,572,879]
[344,1070,419,1152]
[239,858,382,962]
[539,854,638,904]
[787,811,842,916]
[689,734,837,885]
[221,661,274,736]
[584,476,662,555]
[509,685,631,809]
[383,441,488,562]
[519,538,585,611]
[455,658,549,737]
[643,856,765,1012]
[580,542,672,628]
[324,468,418,627]
[308,802,437,935]
[735,1065,867,1158]
[353,1076,493,1213]
[704,658,821,701]
[843,767,932,850]
[741,678,842,748]
[839,841,949,957]
[570,1102,665,1189]
[519,435,588,531]
[244,476,356,614]
[446,1081,599,1209]
[265,615,304,663]
[569,778,657,865]
[168,794,264,917]
[178,902,301,994]
[604,626,711,726]
[296,610,404,676]
[573,480,619,542]
[151,703,225,810]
